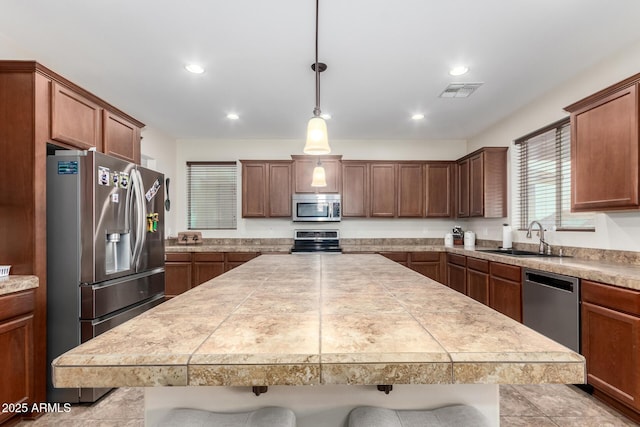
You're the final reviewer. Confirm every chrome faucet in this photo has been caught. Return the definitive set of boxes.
[526,220,550,254]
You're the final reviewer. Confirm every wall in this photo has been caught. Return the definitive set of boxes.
[141,127,178,237]
[467,39,640,252]
[172,138,468,239]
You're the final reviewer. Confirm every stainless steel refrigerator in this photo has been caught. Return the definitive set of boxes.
[46,150,165,403]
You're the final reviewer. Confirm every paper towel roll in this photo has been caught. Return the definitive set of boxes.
[464,231,475,250]
[444,233,454,248]
[502,224,513,249]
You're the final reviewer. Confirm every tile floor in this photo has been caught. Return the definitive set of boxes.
[15,385,639,426]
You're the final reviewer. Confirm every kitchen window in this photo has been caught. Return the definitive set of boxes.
[187,162,237,229]
[515,118,595,231]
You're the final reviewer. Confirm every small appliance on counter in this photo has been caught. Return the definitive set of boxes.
[291,229,342,253]
[452,226,464,245]
[444,233,454,248]
[464,230,476,250]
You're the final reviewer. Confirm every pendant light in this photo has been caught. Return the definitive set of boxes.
[311,159,327,187]
[303,0,331,155]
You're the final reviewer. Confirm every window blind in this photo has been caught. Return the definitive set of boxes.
[515,118,594,231]
[187,162,237,230]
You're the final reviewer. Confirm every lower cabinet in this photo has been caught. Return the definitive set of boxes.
[582,280,640,420]
[408,252,445,283]
[379,251,409,267]
[165,252,260,298]
[446,253,467,294]
[466,257,489,304]
[489,262,522,322]
[0,290,35,425]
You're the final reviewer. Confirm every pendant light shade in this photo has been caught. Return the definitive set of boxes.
[311,164,327,187]
[304,116,330,154]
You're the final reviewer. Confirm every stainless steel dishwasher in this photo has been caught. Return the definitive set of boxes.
[522,268,580,352]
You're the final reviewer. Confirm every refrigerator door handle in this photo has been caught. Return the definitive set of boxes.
[132,169,147,270]
[130,170,142,269]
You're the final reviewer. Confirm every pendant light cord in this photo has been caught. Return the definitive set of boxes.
[313,0,321,117]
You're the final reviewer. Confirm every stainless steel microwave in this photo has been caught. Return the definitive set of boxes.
[292,194,341,222]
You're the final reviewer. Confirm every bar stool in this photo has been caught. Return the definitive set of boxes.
[155,406,296,427]
[348,404,489,427]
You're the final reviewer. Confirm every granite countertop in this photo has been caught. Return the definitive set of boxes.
[0,275,39,296]
[52,254,584,389]
[166,242,640,291]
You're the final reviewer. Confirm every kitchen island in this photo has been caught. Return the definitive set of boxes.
[52,254,584,426]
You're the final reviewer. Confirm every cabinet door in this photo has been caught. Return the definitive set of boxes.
[293,156,341,193]
[456,158,470,217]
[51,81,101,150]
[164,253,192,298]
[342,162,368,217]
[469,153,485,217]
[582,301,640,409]
[242,162,268,217]
[489,277,522,322]
[193,253,225,286]
[379,251,408,267]
[268,162,292,217]
[225,252,259,271]
[103,110,141,164]
[447,263,466,294]
[370,163,396,217]
[425,163,454,217]
[397,163,424,217]
[0,315,34,425]
[571,85,639,211]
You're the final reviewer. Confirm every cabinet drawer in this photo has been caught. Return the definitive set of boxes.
[467,257,489,273]
[490,262,521,282]
[0,290,35,322]
[447,253,466,267]
[193,252,225,262]
[165,252,192,262]
[582,280,640,316]
[226,252,259,262]
[410,252,441,262]
[380,252,408,262]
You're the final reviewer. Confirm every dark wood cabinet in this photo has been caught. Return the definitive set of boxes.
[164,253,192,298]
[425,162,454,217]
[193,252,225,286]
[341,161,369,217]
[379,251,409,267]
[489,262,522,322]
[466,257,489,304]
[397,163,424,217]
[565,75,640,212]
[50,81,102,151]
[103,110,141,164]
[456,147,507,218]
[241,160,292,218]
[370,163,397,217]
[165,252,260,298]
[408,252,445,282]
[582,280,640,419]
[0,290,35,425]
[292,155,341,193]
[446,253,467,294]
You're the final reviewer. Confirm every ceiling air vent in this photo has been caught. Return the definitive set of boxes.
[439,82,483,98]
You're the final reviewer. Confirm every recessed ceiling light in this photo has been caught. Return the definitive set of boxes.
[449,66,469,76]
[226,113,239,120]
[411,114,425,120]
[185,63,205,74]
[320,113,332,120]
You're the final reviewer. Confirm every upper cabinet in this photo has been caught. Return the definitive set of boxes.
[397,163,424,217]
[565,73,640,212]
[241,160,292,218]
[45,65,144,162]
[103,110,141,164]
[341,161,369,217]
[456,147,507,218]
[50,81,102,151]
[370,162,397,217]
[425,162,455,217]
[292,155,342,193]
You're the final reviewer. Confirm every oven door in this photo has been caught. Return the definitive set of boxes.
[294,201,337,221]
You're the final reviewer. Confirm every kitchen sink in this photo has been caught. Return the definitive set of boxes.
[478,249,570,258]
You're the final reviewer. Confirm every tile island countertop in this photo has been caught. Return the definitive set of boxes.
[52,254,584,389]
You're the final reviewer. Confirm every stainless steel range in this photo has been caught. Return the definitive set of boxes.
[291,229,342,253]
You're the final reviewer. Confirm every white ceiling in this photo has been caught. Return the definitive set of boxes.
[1,0,640,141]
